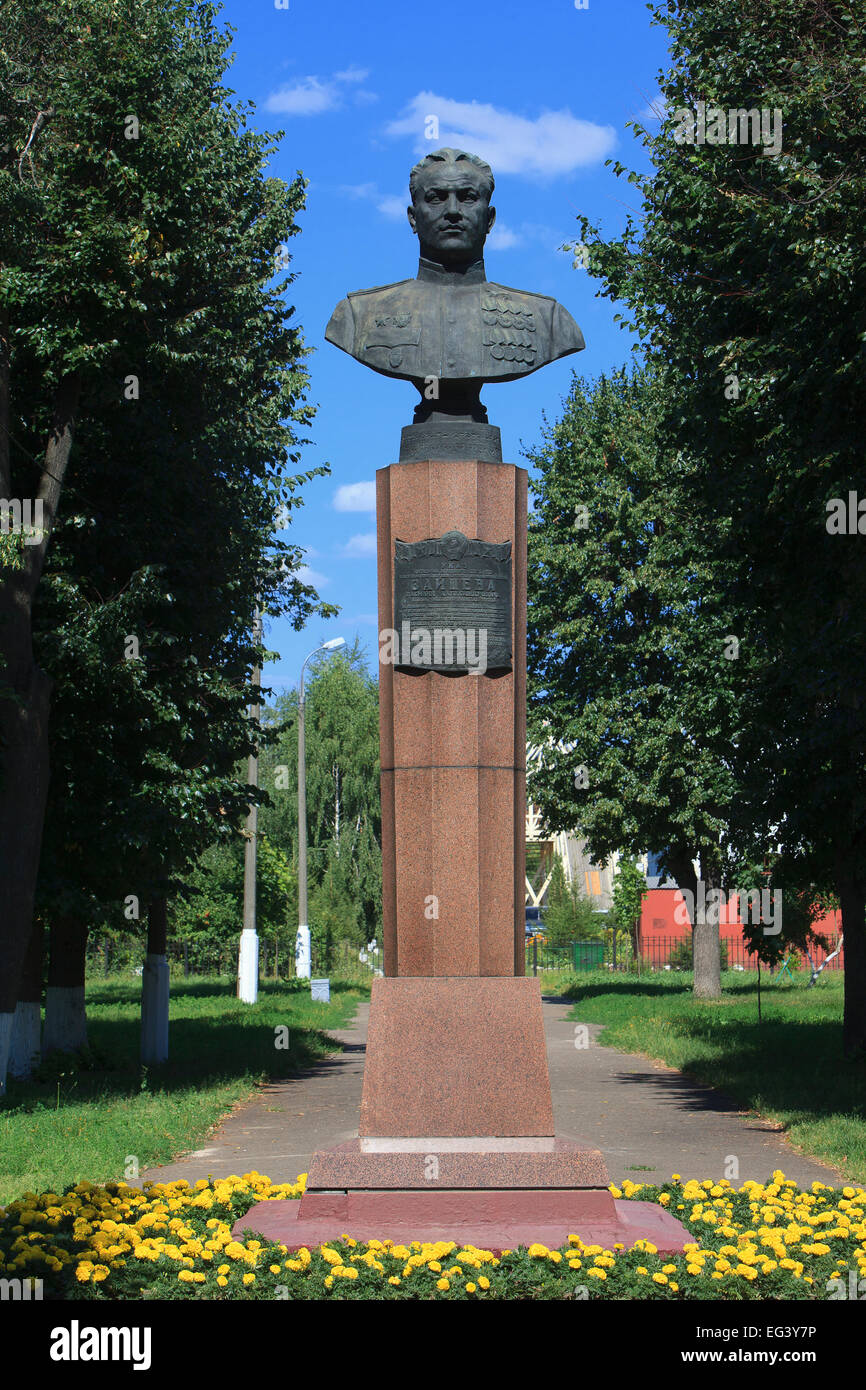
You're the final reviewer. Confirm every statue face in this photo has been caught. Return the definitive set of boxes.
[407,166,496,265]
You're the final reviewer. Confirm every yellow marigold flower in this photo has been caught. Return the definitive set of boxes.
[547,1251,562,1264]
[662,1264,677,1273]
[587,1268,606,1280]
[465,1282,477,1293]
[568,1259,582,1270]
[324,1276,334,1289]
[75,1264,93,1283]
[658,1194,670,1206]
[686,1264,702,1275]
[178,1269,196,1283]
[388,1276,400,1285]
[652,1273,668,1285]
[478,1276,490,1289]
[528,1244,549,1258]
[436,1278,450,1291]
[242,1273,255,1285]
[635,1266,648,1276]
[319,1247,342,1265]
[669,1281,679,1292]
[285,1259,302,1271]
[428,1260,442,1273]
[736,1265,758,1280]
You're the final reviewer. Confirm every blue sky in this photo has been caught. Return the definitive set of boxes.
[215,0,670,691]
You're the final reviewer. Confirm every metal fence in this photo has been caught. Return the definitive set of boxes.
[87,938,380,982]
[524,935,844,975]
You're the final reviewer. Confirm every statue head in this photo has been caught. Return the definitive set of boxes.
[407,148,496,267]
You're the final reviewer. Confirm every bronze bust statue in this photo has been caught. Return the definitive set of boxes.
[326,148,585,461]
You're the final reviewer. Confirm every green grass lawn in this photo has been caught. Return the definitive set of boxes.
[0,975,367,1206]
[545,968,866,1182]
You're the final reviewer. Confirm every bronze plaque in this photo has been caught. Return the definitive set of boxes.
[393,529,512,672]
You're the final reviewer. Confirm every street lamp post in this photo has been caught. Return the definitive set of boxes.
[296,638,345,980]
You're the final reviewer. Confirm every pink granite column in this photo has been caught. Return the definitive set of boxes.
[377,458,527,980]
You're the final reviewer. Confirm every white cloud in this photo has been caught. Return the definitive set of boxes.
[334,481,376,513]
[333,66,369,84]
[487,220,560,253]
[266,68,377,117]
[340,184,407,221]
[385,93,616,177]
[342,532,378,558]
[487,223,522,251]
[377,194,408,220]
[296,564,329,588]
[266,77,337,117]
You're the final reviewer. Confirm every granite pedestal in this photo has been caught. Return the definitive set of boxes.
[235,455,691,1255]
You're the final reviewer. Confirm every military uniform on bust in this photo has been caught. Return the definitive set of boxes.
[325,147,585,461]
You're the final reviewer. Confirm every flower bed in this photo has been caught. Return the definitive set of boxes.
[1,1169,864,1299]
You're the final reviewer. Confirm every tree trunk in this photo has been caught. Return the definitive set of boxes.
[837,869,866,1059]
[9,915,43,1078]
[0,369,80,1094]
[43,914,88,1054]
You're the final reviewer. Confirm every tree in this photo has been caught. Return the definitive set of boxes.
[570,0,866,1053]
[526,366,744,997]
[611,855,648,956]
[0,0,329,1083]
[172,832,296,971]
[542,858,601,946]
[260,641,382,955]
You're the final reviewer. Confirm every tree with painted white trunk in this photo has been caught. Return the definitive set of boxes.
[0,0,330,1086]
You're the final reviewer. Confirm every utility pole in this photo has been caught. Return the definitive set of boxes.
[296,638,345,980]
[238,606,262,1002]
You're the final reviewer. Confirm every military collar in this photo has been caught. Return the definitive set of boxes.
[416,256,487,285]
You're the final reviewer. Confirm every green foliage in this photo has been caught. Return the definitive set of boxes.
[668,935,728,971]
[0,0,334,933]
[564,0,866,1045]
[259,643,382,955]
[526,367,739,880]
[171,833,296,963]
[542,858,602,945]
[611,856,648,939]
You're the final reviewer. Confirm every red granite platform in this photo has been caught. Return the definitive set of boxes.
[233,1189,691,1255]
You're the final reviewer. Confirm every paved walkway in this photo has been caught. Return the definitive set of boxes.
[139,995,845,1188]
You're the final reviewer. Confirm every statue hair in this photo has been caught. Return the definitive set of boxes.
[409,148,494,202]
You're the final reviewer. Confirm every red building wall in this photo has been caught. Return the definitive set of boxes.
[639,888,841,943]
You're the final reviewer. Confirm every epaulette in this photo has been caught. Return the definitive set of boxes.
[486,281,557,305]
[346,279,415,298]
